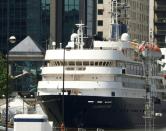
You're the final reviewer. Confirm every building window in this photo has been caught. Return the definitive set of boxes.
[98,9,103,15]
[98,0,103,4]
[98,20,103,26]
[98,31,103,38]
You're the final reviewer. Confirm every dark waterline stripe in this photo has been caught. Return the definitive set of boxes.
[14,118,47,122]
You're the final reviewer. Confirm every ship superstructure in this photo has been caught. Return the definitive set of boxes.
[37,0,166,129]
[37,23,166,129]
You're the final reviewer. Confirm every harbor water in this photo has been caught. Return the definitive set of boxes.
[51,128,166,131]
[80,129,166,131]
[1,127,166,131]
[111,129,166,131]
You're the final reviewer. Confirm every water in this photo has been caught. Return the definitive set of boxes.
[64,128,166,131]
[1,128,166,131]
[108,129,166,131]
[81,129,166,131]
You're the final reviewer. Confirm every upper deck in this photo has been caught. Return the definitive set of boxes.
[45,40,140,63]
[45,49,130,61]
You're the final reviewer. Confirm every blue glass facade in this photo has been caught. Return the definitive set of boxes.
[0,0,50,53]
[13,61,42,92]
[41,0,50,48]
[63,0,79,43]
[51,0,96,44]
[0,1,7,52]
[0,0,50,92]
[0,0,96,92]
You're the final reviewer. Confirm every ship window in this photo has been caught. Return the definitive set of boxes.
[90,61,94,66]
[83,61,89,66]
[76,61,82,66]
[50,62,54,66]
[108,61,112,66]
[55,61,58,66]
[63,61,67,66]
[112,92,115,96]
[95,61,98,66]
[59,61,63,66]
[68,61,75,66]
[103,62,107,66]
[122,68,126,74]
[99,61,103,66]
[66,67,75,70]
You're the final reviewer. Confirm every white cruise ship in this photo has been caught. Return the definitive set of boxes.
[37,23,166,130]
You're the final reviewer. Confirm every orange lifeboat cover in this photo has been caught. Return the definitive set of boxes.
[139,44,161,52]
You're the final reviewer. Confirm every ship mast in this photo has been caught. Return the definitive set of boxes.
[75,23,85,49]
[111,0,119,40]
[110,0,129,41]
[142,43,155,131]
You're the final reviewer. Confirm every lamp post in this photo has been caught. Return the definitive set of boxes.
[62,46,71,127]
[62,47,65,127]
[5,36,16,131]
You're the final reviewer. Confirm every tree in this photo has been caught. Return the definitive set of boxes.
[0,53,14,98]
[0,53,7,97]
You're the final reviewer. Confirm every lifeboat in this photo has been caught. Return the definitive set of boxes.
[139,44,160,52]
[138,43,161,59]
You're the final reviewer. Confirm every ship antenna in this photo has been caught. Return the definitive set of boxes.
[111,0,119,40]
[75,23,85,49]
[110,0,129,41]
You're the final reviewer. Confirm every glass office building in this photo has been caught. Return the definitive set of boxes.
[154,0,166,47]
[64,0,96,42]
[63,0,79,43]
[50,0,96,45]
[0,0,96,92]
[0,0,50,52]
[0,0,50,92]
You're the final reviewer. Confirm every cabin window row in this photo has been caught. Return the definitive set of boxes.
[48,61,115,67]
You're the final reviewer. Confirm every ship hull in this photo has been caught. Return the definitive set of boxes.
[38,95,166,129]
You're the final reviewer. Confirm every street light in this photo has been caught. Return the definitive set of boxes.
[62,46,71,127]
[9,36,16,44]
[5,35,16,131]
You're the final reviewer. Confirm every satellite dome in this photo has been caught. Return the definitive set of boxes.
[70,33,78,42]
[121,33,130,41]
